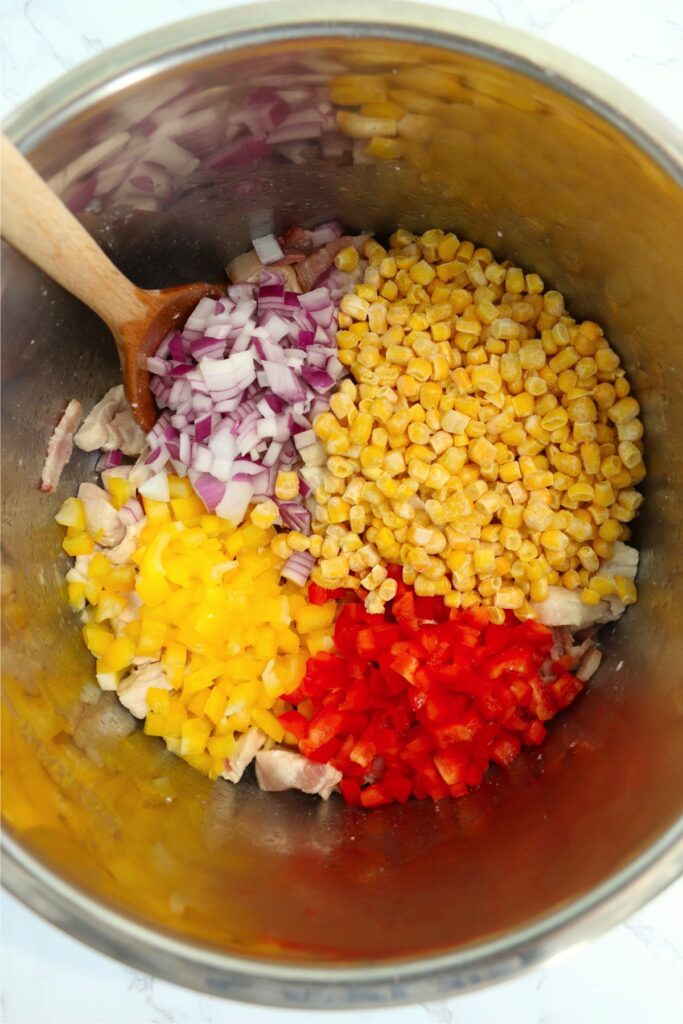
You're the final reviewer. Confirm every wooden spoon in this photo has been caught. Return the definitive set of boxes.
[1,135,220,432]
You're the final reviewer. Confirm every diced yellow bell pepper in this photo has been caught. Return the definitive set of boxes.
[295,603,337,633]
[106,565,136,593]
[97,636,135,673]
[106,476,135,509]
[146,687,171,715]
[183,752,213,774]
[95,592,128,623]
[187,688,211,717]
[63,533,95,557]
[251,707,285,743]
[136,575,173,607]
[137,617,167,658]
[180,718,212,756]
[168,474,194,499]
[142,497,172,524]
[208,733,235,759]
[204,687,228,725]
[67,581,86,611]
[55,496,85,530]
[82,623,115,657]
[171,495,205,524]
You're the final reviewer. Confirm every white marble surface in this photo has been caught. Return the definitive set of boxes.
[1,0,682,1021]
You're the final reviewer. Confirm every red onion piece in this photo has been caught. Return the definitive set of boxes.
[281,550,316,585]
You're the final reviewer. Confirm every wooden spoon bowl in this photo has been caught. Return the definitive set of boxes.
[1,135,220,432]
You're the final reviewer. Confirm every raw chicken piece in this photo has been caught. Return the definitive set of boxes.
[294,234,368,292]
[74,385,145,456]
[40,399,83,492]
[117,661,172,719]
[533,543,640,628]
[532,587,609,629]
[576,648,603,681]
[77,483,125,547]
[255,749,342,800]
[73,692,135,765]
[226,249,301,292]
[602,541,639,580]
[106,520,145,565]
[220,727,265,783]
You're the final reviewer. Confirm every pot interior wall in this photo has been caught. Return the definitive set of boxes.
[2,30,683,966]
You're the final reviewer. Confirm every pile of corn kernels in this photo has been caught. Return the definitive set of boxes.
[275,228,645,621]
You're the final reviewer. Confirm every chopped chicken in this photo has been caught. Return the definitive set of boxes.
[73,692,135,765]
[77,483,125,547]
[118,661,172,719]
[602,541,639,580]
[40,399,83,492]
[220,726,265,783]
[533,543,639,629]
[226,249,301,292]
[294,234,368,292]
[106,520,145,565]
[533,587,612,629]
[74,385,145,456]
[576,648,603,681]
[255,749,342,800]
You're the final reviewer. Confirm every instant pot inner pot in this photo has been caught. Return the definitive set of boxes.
[2,29,682,974]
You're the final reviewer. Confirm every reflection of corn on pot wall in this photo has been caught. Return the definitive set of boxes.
[2,2,682,1009]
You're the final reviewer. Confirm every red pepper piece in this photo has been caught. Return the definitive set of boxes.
[490,732,522,766]
[433,708,483,748]
[381,769,413,803]
[349,736,377,768]
[278,710,309,739]
[390,652,421,684]
[413,595,449,622]
[415,759,449,801]
[462,606,490,630]
[429,663,486,693]
[524,719,548,745]
[433,746,470,787]
[485,644,538,680]
[548,672,584,709]
[355,623,403,658]
[340,779,362,806]
[360,783,393,808]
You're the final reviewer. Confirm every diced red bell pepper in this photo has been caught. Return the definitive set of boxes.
[360,783,393,808]
[390,652,421,684]
[355,623,403,657]
[339,779,362,806]
[433,746,470,787]
[524,719,548,745]
[548,672,584,709]
[349,736,377,768]
[381,769,413,803]
[485,644,538,680]
[278,710,310,740]
[490,732,522,766]
[308,582,347,605]
[282,583,588,809]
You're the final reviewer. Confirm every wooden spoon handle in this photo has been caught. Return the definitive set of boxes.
[1,134,149,333]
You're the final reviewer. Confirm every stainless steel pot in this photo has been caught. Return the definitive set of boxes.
[2,1,683,1008]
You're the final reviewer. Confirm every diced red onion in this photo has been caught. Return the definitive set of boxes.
[96,449,124,472]
[252,233,285,265]
[278,501,312,535]
[119,498,144,525]
[144,244,359,523]
[281,550,316,585]
[192,473,226,512]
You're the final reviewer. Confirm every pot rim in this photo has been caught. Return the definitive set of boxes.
[2,1,683,1007]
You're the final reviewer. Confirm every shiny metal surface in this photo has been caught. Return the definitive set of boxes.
[2,1,683,1008]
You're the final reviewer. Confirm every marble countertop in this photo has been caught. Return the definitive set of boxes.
[2,0,682,1021]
